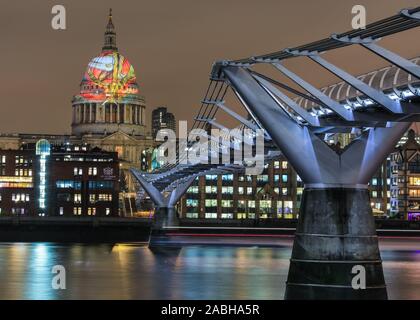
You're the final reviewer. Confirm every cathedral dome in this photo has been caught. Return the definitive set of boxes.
[80,50,139,102]
[71,9,146,138]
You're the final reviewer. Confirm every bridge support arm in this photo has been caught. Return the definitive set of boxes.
[167,175,198,207]
[222,66,338,184]
[131,170,166,208]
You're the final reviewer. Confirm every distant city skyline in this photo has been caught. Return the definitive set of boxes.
[1,0,420,134]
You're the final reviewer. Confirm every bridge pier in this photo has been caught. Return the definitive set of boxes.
[222,66,414,300]
[131,170,197,230]
[153,207,179,229]
[285,187,387,299]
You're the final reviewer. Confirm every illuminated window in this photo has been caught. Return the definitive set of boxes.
[247,187,253,195]
[221,200,233,208]
[15,156,27,164]
[222,174,233,181]
[248,200,255,208]
[221,213,233,219]
[297,188,303,195]
[259,200,272,214]
[371,178,378,186]
[238,187,244,195]
[409,189,420,197]
[277,201,283,214]
[282,161,288,169]
[282,175,288,183]
[221,186,233,194]
[372,191,378,198]
[1,156,5,164]
[186,199,198,207]
[282,188,288,195]
[87,208,96,216]
[115,146,123,158]
[237,213,247,219]
[238,200,246,209]
[98,194,112,201]
[409,177,420,186]
[186,213,198,218]
[257,175,268,182]
[205,213,217,219]
[74,194,82,204]
[88,167,98,176]
[205,199,217,207]
[205,175,218,181]
[274,161,280,169]
[59,207,64,215]
[12,193,30,203]
[56,180,82,189]
[73,207,82,215]
[74,167,83,176]
[205,186,217,194]
[106,208,111,216]
[284,201,293,214]
[187,186,199,194]
[12,208,25,215]
[89,194,96,203]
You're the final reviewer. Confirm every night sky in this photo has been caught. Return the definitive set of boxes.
[1,0,420,134]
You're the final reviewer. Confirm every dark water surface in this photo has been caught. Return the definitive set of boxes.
[0,237,418,299]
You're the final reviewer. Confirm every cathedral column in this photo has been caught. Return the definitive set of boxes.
[89,103,93,123]
[135,106,138,124]
[140,106,143,124]
[84,104,88,123]
[96,104,101,123]
[117,104,120,123]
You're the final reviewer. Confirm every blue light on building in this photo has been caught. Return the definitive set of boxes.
[35,139,51,216]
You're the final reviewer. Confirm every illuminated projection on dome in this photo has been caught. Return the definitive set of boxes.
[71,9,146,137]
[81,51,138,103]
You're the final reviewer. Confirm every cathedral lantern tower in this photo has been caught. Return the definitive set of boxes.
[71,9,146,137]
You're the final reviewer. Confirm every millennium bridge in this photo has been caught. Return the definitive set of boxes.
[132,7,420,299]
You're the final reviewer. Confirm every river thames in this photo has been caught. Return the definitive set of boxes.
[0,237,419,299]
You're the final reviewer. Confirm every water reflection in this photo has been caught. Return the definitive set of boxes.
[0,238,418,299]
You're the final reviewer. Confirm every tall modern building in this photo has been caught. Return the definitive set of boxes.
[151,107,176,139]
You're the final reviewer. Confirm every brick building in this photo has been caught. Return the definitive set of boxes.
[0,140,119,217]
